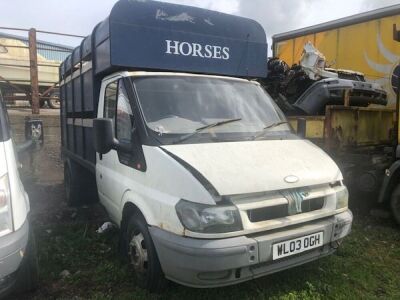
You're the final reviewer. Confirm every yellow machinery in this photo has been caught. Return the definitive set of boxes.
[289,106,395,150]
[288,104,395,198]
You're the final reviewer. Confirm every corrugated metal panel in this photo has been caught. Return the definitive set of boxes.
[0,32,73,62]
[20,40,71,62]
[273,4,400,42]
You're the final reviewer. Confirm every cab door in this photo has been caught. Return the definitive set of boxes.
[96,78,139,221]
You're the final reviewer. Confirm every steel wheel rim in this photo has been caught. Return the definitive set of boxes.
[128,232,148,278]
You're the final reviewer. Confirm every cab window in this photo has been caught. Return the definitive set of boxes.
[104,80,134,144]
[104,82,118,123]
[116,80,134,143]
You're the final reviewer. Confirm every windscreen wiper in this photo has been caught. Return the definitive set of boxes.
[252,121,290,140]
[173,118,242,144]
[264,121,289,130]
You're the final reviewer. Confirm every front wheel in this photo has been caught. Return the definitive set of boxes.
[125,212,166,292]
[391,185,400,225]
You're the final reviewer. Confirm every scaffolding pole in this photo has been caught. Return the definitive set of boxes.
[28,28,40,115]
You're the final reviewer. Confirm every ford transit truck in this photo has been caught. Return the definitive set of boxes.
[59,0,353,291]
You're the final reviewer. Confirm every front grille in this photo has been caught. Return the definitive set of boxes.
[247,197,325,223]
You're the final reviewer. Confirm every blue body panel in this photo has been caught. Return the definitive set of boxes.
[59,0,268,166]
[106,0,267,77]
[61,0,268,79]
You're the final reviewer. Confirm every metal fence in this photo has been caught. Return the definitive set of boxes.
[0,26,84,114]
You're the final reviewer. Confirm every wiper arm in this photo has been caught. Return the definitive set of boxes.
[264,121,289,130]
[173,118,242,144]
[253,121,290,140]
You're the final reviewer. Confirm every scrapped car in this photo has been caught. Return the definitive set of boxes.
[262,42,387,116]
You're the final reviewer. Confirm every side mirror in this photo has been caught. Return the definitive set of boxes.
[93,118,116,155]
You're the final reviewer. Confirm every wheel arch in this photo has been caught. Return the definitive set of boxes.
[121,201,143,233]
[120,191,157,232]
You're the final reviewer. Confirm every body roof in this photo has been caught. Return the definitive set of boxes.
[60,0,268,79]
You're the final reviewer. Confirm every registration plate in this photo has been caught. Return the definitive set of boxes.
[272,232,324,260]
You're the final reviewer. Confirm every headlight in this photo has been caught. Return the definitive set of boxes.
[0,174,12,237]
[336,186,349,209]
[176,200,243,234]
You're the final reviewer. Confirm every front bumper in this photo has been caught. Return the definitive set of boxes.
[0,219,29,295]
[150,210,353,288]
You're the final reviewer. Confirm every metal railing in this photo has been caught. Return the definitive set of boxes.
[0,26,84,114]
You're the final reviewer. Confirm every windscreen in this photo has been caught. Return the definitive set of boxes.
[133,76,293,144]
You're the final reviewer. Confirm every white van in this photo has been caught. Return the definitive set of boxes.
[60,0,353,291]
[0,89,39,298]
[65,72,353,290]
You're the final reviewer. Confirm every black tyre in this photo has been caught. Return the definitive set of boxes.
[47,95,60,109]
[391,185,400,225]
[125,212,166,292]
[64,159,97,206]
[15,226,39,293]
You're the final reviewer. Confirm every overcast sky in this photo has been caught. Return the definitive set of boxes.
[1,0,400,47]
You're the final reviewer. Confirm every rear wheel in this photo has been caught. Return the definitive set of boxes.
[47,93,60,109]
[125,212,166,292]
[390,185,400,225]
[64,159,97,206]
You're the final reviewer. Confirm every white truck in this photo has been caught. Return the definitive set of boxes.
[60,0,353,291]
[0,88,40,297]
